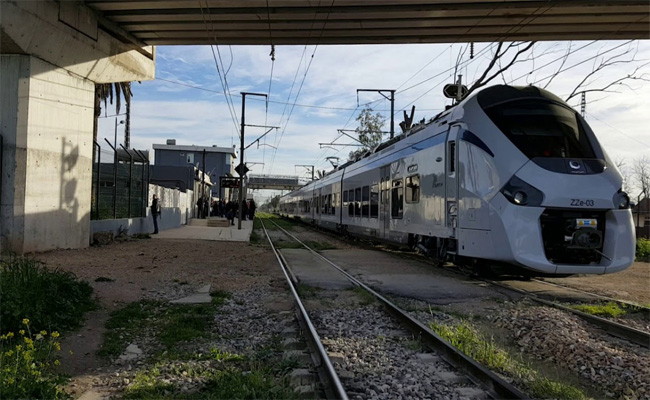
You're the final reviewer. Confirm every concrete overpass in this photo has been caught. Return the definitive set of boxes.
[1,0,648,252]
[248,175,303,191]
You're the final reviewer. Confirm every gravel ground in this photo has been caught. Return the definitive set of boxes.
[491,301,650,400]
[309,291,487,400]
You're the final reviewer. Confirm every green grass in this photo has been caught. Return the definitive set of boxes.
[636,238,650,262]
[352,286,376,305]
[249,230,261,244]
[430,320,585,400]
[569,302,626,318]
[255,213,296,231]
[100,291,231,359]
[295,283,320,299]
[0,254,98,335]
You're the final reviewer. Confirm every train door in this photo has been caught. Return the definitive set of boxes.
[446,125,460,239]
[380,165,391,239]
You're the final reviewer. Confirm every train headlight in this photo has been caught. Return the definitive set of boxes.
[501,176,544,206]
[613,190,630,209]
[513,191,527,205]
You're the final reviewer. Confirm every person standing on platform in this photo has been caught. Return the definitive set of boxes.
[151,194,160,234]
[196,197,204,219]
[248,199,256,220]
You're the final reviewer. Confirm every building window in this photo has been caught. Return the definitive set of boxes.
[187,153,194,164]
[405,175,420,203]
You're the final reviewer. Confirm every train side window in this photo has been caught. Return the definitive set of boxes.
[343,190,348,206]
[348,190,354,216]
[355,188,361,217]
[315,196,319,214]
[362,186,370,217]
[370,184,379,218]
[449,141,456,174]
[405,175,420,203]
[391,179,403,218]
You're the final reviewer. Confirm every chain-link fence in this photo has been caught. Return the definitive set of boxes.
[91,141,149,220]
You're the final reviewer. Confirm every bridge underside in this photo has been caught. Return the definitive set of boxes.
[247,175,302,191]
[86,0,650,45]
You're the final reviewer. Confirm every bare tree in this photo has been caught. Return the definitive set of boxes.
[614,158,633,193]
[633,155,650,199]
[463,41,535,99]
[564,43,650,103]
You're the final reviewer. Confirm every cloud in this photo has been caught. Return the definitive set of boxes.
[118,40,649,182]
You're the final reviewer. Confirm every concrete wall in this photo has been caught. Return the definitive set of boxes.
[1,55,94,253]
[90,184,194,237]
[0,1,155,83]
[148,184,195,226]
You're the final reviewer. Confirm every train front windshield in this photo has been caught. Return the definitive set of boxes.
[484,100,599,160]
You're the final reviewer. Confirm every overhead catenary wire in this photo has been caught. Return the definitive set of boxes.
[268,0,337,174]
[198,1,240,137]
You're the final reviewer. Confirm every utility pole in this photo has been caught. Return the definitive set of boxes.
[357,89,395,139]
[238,92,268,229]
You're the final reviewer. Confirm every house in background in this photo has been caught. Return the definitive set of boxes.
[632,197,650,239]
[152,139,237,200]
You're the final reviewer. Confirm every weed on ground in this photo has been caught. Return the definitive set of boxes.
[430,320,586,400]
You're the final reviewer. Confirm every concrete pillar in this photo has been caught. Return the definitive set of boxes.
[1,55,94,252]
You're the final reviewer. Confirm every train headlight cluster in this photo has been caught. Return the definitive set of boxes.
[613,190,630,209]
[513,191,527,205]
[501,176,544,206]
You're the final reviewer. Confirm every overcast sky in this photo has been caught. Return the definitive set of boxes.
[96,40,650,202]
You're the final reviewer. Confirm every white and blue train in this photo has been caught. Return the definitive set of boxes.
[278,85,635,276]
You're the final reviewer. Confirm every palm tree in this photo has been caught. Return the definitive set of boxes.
[92,81,134,157]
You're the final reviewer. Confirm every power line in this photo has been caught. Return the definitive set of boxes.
[586,111,650,148]
[197,2,240,137]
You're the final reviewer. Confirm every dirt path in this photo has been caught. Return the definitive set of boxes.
[35,238,277,397]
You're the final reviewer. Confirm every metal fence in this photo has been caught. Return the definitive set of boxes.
[91,141,149,220]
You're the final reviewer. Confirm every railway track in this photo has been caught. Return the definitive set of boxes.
[260,217,528,400]
[483,278,650,349]
[272,214,650,349]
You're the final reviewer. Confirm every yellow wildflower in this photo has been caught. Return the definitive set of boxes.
[51,331,60,338]
[40,330,47,336]
[24,337,34,345]
[54,360,61,366]
[6,332,14,338]
[22,318,29,325]
[55,343,62,351]
[19,330,25,336]
[35,333,43,340]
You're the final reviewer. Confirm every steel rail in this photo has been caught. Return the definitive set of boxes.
[259,219,348,400]
[485,279,650,349]
[267,218,529,400]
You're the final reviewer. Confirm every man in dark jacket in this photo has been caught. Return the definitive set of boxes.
[151,194,160,234]
[248,199,256,220]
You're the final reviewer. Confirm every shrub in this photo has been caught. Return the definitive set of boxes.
[0,255,98,335]
[0,320,67,399]
[636,238,650,262]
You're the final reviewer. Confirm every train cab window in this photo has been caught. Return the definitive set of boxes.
[448,141,456,174]
[405,175,420,203]
[370,184,379,218]
[355,188,361,217]
[483,99,598,160]
[348,190,354,216]
[362,186,370,217]
[391,179,404,218]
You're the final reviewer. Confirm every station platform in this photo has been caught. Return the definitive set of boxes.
[152,218,254,242]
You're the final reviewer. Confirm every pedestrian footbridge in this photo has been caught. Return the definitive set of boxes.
[247,175,303,191]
